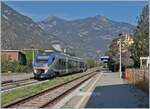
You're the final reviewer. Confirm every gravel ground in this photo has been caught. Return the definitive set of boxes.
[1,73,33,82]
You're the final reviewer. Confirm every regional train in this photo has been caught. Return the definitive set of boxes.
[33,50,87,79]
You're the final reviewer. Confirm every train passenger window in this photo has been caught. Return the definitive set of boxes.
[62,60,65,66]
[58,59,61,64]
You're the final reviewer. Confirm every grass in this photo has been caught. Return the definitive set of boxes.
[1,69,96,106]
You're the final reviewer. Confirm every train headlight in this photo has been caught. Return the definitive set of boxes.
[34,69,37,73]
[44,69,48,73]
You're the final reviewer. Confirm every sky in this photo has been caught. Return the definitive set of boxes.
[5,1,148,25]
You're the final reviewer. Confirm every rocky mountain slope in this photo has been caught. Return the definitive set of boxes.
[38,16,135,58]
[1,2,56,50]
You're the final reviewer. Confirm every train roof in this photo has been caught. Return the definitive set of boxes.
[55,52,83,62]
[36,51,84,62]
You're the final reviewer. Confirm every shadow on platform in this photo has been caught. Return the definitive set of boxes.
[85,84,149,108]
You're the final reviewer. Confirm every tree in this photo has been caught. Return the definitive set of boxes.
[131,5,149,67]
[85,57,97,68]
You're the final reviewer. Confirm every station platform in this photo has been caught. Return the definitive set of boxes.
[53,72,149,108]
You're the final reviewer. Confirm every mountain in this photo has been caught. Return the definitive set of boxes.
[1,2,56,50]
[38,15,135,58]
[2,2,135,59]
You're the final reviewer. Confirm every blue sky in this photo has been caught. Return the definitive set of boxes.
[5,1,148,25]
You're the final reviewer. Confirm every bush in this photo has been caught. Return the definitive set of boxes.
[1,54,32,73]
[85,58,97,68]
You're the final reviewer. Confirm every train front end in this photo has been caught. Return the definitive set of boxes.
[33,53,55,79]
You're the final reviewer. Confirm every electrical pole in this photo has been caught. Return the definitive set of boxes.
[31,46,34,66]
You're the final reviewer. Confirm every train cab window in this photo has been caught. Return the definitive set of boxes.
[36,55,48,64]
[48,56,55,65]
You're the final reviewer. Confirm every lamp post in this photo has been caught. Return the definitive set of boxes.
[118,33,123,78]
[119,38,122,78]
[33,49,34,63]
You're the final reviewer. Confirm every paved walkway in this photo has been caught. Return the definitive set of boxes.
[53,72,149,108]
[85,73,149,108]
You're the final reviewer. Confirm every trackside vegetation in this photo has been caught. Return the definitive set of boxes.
[1,54,30,73]
[130,5,149,67]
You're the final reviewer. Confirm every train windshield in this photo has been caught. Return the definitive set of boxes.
[35,54,54,65]
[36,56,49,63]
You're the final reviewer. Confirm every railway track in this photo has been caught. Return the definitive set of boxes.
[1,78,38,91]
[2,72,97,108]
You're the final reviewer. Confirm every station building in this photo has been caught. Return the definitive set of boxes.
[1,50,26,65]
[100,56,109,68]
[100,56,109,63]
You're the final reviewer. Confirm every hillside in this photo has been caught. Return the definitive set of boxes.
[38,16,135,58]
